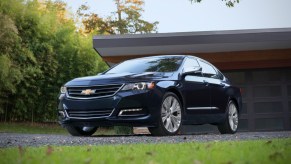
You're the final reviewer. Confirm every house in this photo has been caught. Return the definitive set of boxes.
[93,28,291,132]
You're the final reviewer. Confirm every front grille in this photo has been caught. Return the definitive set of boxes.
[67,84,123,99]
[67,109,113,118]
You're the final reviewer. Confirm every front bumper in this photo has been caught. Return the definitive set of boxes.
[58,89,163,127]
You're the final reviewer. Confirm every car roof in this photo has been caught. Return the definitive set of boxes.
[127,55,190,61]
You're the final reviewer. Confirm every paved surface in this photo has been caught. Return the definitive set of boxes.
[0,131,290,148]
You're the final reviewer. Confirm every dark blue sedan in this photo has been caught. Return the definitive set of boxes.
[58,55,242,136]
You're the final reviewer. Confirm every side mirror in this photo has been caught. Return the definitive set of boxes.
[182,66,202,76]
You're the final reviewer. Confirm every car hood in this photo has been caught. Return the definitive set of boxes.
[65,72,174,86]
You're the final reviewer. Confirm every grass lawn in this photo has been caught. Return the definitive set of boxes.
[0,122,66,134]
[0,122,115,135]
[0,139,290,164]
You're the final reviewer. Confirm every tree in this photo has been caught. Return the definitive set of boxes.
[190,0,240,7]
[77,4,114,34]
[112,0,158,34]
[0,0,107,122]
[78,0,158,35]
[0,12,29,121]
[0,13,21,95]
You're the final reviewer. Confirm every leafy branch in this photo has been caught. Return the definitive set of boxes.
[190,0,240,7]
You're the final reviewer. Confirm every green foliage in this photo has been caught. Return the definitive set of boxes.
[0,0,108,122]
[0,139,290,163]
[79,0,158,35]
[0,122,116,135]
[112,0,158,34]
[0,122,66,134]
[190,0,240,7]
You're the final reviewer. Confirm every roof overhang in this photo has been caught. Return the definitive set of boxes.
[93,28,291,70]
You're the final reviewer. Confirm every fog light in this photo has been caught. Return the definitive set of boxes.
[59,94,65,100]
[118,108,143,116]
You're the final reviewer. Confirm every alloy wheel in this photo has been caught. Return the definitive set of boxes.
[228,102,238,131]
[161,96,182,133]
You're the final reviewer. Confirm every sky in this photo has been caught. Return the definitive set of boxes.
[60,0,291,33]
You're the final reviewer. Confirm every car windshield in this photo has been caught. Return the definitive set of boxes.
[105,56,184,74]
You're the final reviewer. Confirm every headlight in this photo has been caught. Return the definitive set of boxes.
[60,86,67,94]
[121,82,155,91]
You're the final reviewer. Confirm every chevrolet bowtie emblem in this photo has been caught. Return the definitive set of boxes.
[81,89,95,95]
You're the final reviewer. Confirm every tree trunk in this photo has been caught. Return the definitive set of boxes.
[31,107,34,124]
[116,0,123,34]
[4,101,8,122]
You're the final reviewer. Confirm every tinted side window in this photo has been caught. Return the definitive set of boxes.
[183,58,199,68]
[199,60,218,78]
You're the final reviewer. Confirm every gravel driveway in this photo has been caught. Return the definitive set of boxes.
[1,131,290,148]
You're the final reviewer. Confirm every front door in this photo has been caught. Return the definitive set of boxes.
[180,57,211,123]
[182,75,211,114]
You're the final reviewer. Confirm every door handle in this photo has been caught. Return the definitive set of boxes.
[203,80,209,86]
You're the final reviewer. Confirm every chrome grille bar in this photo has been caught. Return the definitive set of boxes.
[66,109,113,118]
[66,84,123,99]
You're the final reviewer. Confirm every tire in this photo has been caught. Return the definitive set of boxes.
[149,92,182,136]
[65,126,98,136]
[217,100,239,134]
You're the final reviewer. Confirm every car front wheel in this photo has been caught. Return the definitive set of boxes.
[149,92,182,136]
[65,126,98,136]
[217,100,239,134]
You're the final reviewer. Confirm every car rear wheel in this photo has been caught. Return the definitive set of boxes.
[217,100,239,134]
[65,126,98,136]
[149,92,182,136]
